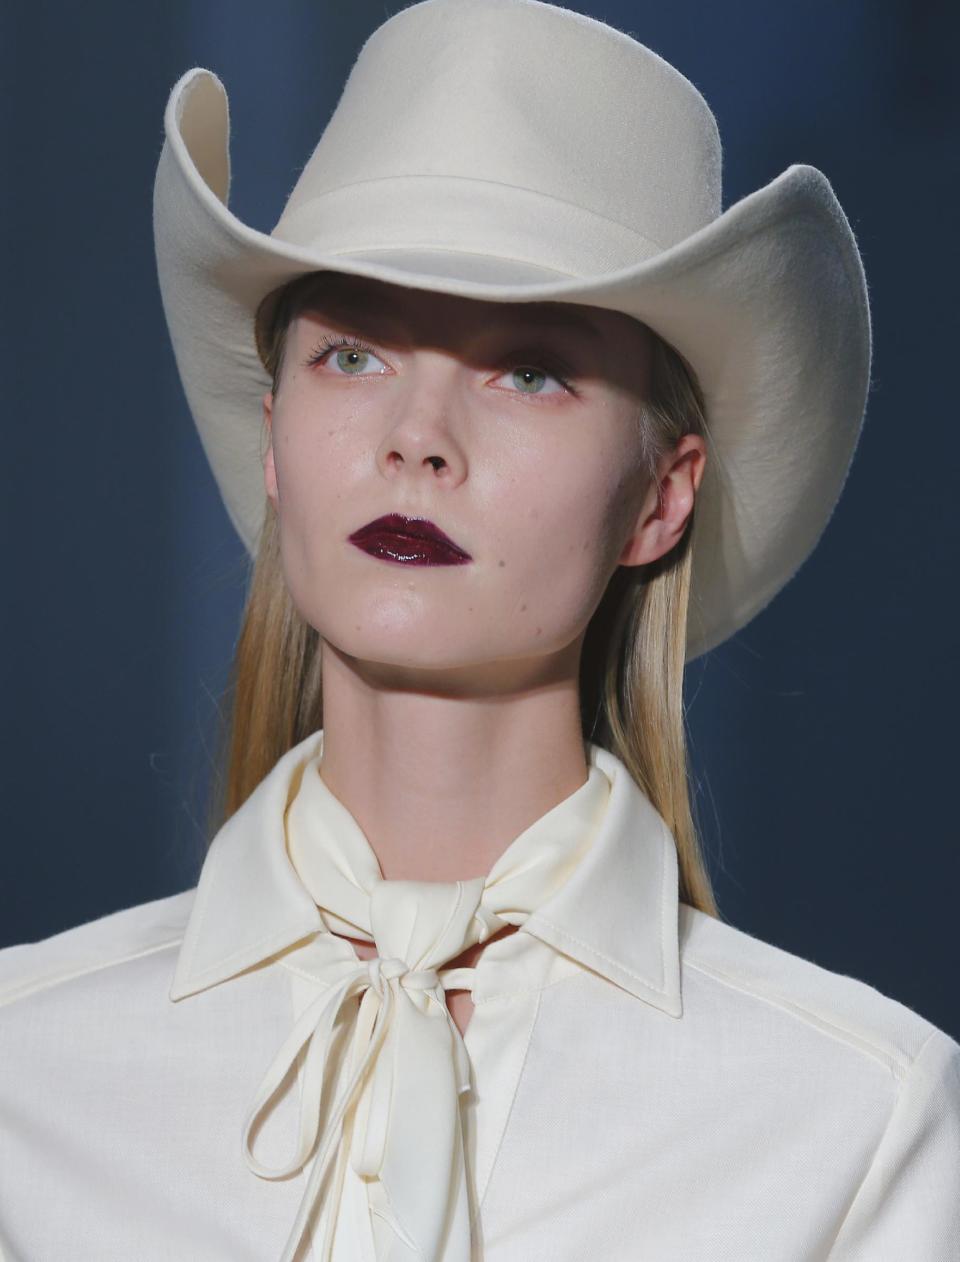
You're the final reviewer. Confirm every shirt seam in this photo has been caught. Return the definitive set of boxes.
[822,1027,943,1259]
[683,955,917,1078]
[183,920,321,991]
[0,937,184,1011]
[527,914,664,991]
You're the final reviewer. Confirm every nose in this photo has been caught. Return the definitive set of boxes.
[375,354,468,486]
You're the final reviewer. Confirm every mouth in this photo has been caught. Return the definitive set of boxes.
[348,514,473,566]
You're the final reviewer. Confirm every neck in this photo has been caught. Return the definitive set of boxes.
[316,639,591,882]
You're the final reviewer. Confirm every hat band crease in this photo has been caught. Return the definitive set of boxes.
[274,177,666,277]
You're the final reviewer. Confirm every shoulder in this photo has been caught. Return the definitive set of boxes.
[677,902,957,1080]
[0,889,196,1011]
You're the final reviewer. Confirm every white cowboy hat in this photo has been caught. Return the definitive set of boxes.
[153,0,871,662]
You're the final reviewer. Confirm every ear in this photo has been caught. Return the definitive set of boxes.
[619,434,706,567]
[262,390,279,507]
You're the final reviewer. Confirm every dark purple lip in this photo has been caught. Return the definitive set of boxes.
[348,514,473,566]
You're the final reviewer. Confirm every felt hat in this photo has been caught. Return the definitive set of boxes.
[153,0,871,661]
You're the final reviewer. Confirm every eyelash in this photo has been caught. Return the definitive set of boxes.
[305,334,380,366]
[303,335,576,396]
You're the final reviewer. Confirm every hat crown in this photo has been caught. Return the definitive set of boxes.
[273,0,722,276]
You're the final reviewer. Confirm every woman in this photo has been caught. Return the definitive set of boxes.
[1,1,957,1259]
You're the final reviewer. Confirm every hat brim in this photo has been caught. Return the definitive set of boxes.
[154,69,871,662]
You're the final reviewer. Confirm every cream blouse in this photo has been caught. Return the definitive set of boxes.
[0,738,957,1260]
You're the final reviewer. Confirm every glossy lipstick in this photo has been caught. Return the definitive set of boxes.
[348,514,473,566]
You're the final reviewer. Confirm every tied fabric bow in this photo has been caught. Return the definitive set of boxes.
[241,748,611,1262]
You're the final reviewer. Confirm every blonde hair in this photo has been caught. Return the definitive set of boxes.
[208,272,719,918]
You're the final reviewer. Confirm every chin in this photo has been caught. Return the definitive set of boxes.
[325,625,510,676]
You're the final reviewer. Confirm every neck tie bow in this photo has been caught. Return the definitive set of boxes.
[242,748,611,1262]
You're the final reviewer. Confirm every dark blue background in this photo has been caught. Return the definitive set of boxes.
[3,2,957,1040]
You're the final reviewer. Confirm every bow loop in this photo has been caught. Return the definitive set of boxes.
[241,968,368,1181]
[242,950,472,1261]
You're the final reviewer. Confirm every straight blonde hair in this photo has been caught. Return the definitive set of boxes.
[208,273,719,918]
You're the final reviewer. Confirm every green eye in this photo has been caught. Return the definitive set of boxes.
[512,367,548,394]
[336,349,370,374]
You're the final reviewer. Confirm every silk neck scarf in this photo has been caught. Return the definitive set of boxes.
[242,743,612,1262]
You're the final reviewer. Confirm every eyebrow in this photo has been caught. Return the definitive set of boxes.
[303,284,604,345]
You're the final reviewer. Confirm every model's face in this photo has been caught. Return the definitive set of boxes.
[263,274,669,685]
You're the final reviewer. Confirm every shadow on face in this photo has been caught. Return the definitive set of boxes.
[269,270,655,406]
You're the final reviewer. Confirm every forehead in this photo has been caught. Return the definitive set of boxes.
[292,272,642,348]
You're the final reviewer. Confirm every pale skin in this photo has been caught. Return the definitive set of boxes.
[262,273,706,1038]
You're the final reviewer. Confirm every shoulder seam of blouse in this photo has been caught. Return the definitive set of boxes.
[0,937,184,1012]
[682,955,918,1079]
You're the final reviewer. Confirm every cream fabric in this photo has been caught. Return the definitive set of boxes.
[1,736,958,1260]
[245,737,609,1261]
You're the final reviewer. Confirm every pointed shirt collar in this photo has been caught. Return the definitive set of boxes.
[169,731,682,1018]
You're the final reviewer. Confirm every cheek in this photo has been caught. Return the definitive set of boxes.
[270,414,354,600]
[485,440,634,622]
[273,404,356,524]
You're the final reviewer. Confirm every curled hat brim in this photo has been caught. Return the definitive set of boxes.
[154,68,871,662]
